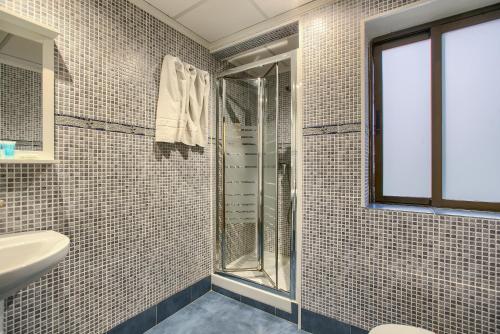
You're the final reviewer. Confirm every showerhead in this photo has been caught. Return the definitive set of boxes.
[279,162,291,172]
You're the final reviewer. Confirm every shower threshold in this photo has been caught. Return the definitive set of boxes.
[225,251,290,292]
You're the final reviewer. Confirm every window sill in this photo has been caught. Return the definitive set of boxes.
[0,159,59,164]
[367,203,500,220]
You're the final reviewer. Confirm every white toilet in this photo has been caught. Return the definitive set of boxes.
[370,324,435,334]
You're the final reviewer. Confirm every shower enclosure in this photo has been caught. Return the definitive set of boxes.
[216,51,298,296]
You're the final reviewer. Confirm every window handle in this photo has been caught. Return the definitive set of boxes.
[375,110,382,132]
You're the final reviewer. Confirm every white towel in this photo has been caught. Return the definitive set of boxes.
[184,66,210,147]
[155,55,188,143]
[155,55,210,147]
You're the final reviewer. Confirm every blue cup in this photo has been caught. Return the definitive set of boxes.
[2,141,16,159]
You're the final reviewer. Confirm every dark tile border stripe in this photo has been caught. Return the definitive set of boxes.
[56,115,217,144]
[56,115,155,137]
[211,284,298,324]
[301,308,368,334]
[107,276,211,334]
[303,123,362,137]
[56,113,361,141]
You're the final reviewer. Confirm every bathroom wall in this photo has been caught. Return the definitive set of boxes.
[299,1,499,333]
[1,1,497,333]
[0,1,220,333]
[0,63,43,150]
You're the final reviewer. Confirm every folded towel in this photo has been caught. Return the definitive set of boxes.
[155,55,210,147]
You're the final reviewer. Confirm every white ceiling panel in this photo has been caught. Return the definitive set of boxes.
[252,0,313,18]
[177,0,266,42]
[146,0,203,18]
[139,0,317,45]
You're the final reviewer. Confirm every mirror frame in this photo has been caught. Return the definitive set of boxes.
[0,8,58,163]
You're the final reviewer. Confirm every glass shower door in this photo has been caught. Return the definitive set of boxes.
[259,60,293,292]
[221,77,260,272]
[261,64,279,288]
[217,56,294,294]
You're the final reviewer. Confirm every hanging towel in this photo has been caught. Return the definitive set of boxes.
[155,55,210,147]
[184,66,210,147]
[155,55,189,143]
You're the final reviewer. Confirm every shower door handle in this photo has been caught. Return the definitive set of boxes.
[289,189,297,298]
[290,189,297,253]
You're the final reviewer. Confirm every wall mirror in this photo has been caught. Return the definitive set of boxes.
[0,8,58,163]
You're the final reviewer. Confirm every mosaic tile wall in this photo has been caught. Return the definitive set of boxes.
[0,63,43,150]
[299,1,499,334]
[0,0,221,333]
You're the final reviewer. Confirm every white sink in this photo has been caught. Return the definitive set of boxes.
[0,231,69,300]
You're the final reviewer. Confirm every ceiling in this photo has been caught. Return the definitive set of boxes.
[145,0,313,43]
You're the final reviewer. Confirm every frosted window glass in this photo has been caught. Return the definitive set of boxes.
[382,39,431,198]
[442,18,500,202]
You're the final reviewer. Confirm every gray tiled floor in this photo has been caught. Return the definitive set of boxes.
[145,291,306,334]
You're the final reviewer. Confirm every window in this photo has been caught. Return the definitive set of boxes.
[371,6,500,212]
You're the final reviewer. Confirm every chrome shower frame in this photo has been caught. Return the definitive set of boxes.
[215,50,299,299]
